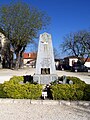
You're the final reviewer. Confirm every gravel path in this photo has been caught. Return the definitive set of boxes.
[0,102,90,120]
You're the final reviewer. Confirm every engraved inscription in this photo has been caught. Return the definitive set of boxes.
[40,58,51,67]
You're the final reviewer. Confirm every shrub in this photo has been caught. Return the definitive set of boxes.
[52,76,86,86]
[50,76,88,100]
[67,76,86,85]
[83,84,90,100]
[0,84,7,98]
[9,76,24,84]
[0,76,42,99]
[51,84,84,100]
[50,84,73,100]
[3,82,42,99]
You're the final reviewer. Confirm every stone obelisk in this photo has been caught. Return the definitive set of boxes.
[33,32,58,84]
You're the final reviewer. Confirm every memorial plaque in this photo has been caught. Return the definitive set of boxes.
[33,32,58,84]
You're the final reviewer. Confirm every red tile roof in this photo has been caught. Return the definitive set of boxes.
[23,52,37,59]
[64,56,78,59]
[83,58,90,62]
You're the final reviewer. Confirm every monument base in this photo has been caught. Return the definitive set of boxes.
[33,74,58,84]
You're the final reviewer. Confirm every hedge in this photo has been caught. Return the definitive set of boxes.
[51,84,84,100]
[0,84,7,98]
[0,76,42,99]
[50,76,90,100]
[0,76,90,100]
[83,84,90,100]
[66,76,86,85]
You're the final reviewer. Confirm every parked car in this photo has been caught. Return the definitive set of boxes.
[71,63,88,72]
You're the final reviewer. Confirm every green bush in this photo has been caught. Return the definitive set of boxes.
[9,76,24,84]
[3,82,42,99]
[83,84,90,100]
[50,76,89,100]
[0,84,7,98]
[51,84,84,100]
[0,76,42,99]
[67,76,86,85]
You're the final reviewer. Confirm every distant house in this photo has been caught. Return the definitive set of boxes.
[84,58,90,68]
[64,56,90,68]
[23,52,37,67]
[64,56,78,67]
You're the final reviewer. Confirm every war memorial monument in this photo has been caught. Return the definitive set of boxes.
[33,32,58,84]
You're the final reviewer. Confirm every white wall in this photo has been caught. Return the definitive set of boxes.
[69,58,90,68]
[23,59,31,64]
[84,62,90,67]
[69,58,78,66]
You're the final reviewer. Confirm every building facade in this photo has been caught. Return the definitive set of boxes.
[23,52,37,67]
[64,56,90,68]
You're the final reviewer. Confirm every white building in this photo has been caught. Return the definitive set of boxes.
[84,58,90,68]
[64,56,90,68]
[23,52,37,67]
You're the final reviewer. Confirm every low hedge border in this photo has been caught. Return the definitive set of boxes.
[0,76,90,101]
[0,76,42,99]
[50,76,90,101]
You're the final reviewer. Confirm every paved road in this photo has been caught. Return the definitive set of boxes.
[0,68,90,84]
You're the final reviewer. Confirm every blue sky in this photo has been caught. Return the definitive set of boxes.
[0,0,90,58]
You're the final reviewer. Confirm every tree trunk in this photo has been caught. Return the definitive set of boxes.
[19,45,26,68]
[15,52,20,69]
[19,52,24,68]
[8,53,13,69]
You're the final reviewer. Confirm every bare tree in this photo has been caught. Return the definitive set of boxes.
[53,48,60,59]
[61,30,90,64]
